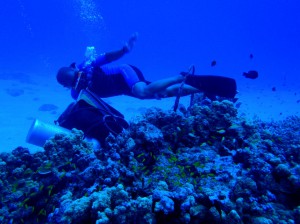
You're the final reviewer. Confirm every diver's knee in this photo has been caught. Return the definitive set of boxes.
[132,82,150,99]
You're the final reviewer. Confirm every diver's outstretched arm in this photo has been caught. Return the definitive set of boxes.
[105,32,138,62]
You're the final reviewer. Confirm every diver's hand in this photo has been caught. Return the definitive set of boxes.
[123,32,138,53]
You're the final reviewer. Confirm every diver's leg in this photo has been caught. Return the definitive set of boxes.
[132,75,185,99]
[162,84,199,97]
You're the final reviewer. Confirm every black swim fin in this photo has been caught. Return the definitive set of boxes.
[185,74,237,98]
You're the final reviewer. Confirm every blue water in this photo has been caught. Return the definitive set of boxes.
[1,1,300,223]
[1,0,299,85]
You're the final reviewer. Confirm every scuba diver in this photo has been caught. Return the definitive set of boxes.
[56,33,237,101]
[54,33,237,144]
[26,33,237,148]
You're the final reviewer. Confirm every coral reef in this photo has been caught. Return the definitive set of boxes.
[0,96,300,223]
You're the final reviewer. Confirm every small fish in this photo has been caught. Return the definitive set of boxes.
[211,60,217,67]
[249,54,254,59]
[243,70,258,79]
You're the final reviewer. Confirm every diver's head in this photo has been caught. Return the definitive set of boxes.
[56,65,78,88]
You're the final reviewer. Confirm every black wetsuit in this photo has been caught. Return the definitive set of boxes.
[71,54,148,99]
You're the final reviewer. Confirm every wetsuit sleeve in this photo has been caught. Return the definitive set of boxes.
[104,47,127,63]
[93,47,128,67]
[93,54,108,66]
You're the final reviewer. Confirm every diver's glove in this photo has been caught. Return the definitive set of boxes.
[123,32,138,53]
